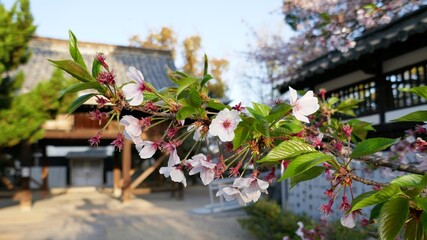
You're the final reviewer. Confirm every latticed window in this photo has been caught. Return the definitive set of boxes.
[385,61,427,110]
[329,79,377,117]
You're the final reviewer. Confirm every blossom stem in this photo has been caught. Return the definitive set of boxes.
[183,140,203,161]
[101,112,117,131]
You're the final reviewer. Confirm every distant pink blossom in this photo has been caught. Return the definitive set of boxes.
[289,87,319,123]
[209,108,242,142]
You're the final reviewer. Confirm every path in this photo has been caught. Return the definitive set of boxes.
[0,186,255,240]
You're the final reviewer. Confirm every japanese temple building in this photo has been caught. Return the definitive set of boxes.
[9,36,177,206]
[280,6,427,137]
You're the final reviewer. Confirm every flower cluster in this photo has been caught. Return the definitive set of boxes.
[59,38,427,237]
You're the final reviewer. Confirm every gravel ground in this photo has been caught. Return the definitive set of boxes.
[0,186,256,240]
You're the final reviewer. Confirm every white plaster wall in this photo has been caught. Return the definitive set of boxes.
[383,46,427,73]
[315,70,374,92]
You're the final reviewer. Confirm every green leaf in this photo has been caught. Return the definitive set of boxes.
[189,90,202,107]
[279,121,303,134]
[91,58,102,78]
[167,69,188,84]
[290,166,324,188]
[252,102,271,117]
[421,212,427,236]
[254,120,270,137]
[351,185,401,211]
[67,93,96,114]
[176,77,198,96]
[206,100,227,111]
[337,98,362,109]
[232,125,250,150]
[265,103,292,123]
[350,138,398,158]
[370,202,384,221]
[176,106,197,120]
[391,174,424,187]
[59,82,104,98]
[405,218,424,240]
[347,119,375,141]
[416,197,427,212]
[400,86,427,100]
[279,152,331,181]
[378,197,409,240]
[246,107,264,121]
[49,60,95,82]
[68,30,87,69]
[336,98,363,116]
[258,139,316,163]
[203,54,208,76]
[201,74,213,87]
[328,97,339,105]
[392,111,427,122]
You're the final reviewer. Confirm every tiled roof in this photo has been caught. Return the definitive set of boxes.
[16,37,176,93]
[282,6,427,91]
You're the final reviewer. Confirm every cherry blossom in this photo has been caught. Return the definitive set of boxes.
[187,124,205,141]
[136,140,158,159]
[186,154,216,185]
[122,66,149,106]
[340,211,362,228]
[159,149,187,186]
[216,187,250,206]
[289,87,319,123]
[209,108,242,142]
[295,221,306,240]
[120,115,142,142]
[233,177,269,203]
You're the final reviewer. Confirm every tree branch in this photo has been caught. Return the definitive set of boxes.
[351,175,388,187]
[356,155,426,175]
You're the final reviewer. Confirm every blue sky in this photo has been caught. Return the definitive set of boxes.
[3,0,293,103]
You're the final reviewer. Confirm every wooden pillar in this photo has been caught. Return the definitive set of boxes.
[113,152,121,197]
[19,141,32,209]
[40,143,49,196]
[121,139,132,203]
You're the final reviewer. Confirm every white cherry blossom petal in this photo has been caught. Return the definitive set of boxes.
[209,108,242,142]
[340,212,356,228]
[127,66,144,83]
[289,87,319,123]
[136,141,157,159]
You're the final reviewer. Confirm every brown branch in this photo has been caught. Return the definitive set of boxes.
[356,155,426,175]
[351,175,388,187]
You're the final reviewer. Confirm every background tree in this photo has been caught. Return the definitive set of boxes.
[130,28,229,98]
[129,27,177,58]
[0,69,75,147]
[0,0,36,108]
[248,0,423,85]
